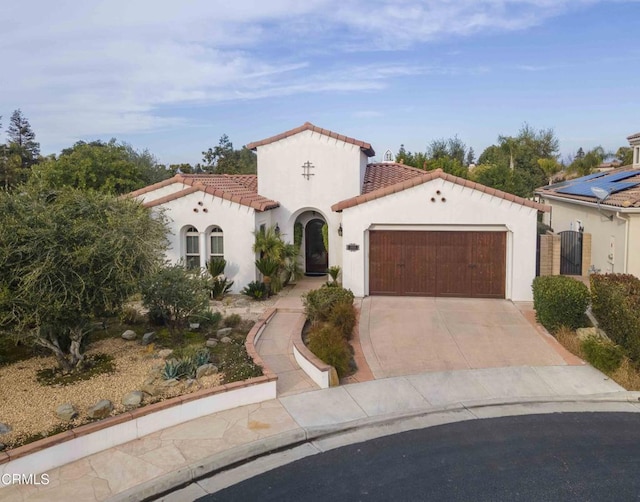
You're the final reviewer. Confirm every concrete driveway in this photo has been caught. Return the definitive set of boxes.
[359,296,573,379]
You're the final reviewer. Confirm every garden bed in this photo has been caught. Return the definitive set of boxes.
[0,296,270,451]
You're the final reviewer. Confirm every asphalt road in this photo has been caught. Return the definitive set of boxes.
[198,413,640,502]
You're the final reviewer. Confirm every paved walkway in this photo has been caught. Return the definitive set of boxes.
[1,281,632,501]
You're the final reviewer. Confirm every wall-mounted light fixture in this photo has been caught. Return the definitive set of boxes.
[275,223,281,236]
[338,223,343,236]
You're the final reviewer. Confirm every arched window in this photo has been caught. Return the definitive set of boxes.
[185,226,200,269]
[210,226,224,260]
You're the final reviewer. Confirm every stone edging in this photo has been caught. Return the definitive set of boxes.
[0,310,280,471]
[291,315,336,388]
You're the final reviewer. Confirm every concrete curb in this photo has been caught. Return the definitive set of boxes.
[111,392,640,502]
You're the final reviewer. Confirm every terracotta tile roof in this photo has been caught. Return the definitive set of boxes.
[246,122,375,157]
[332,164,549,212]
[127,174,279,212]
[362,162,427,194]
[536,165,640,208]
[627,132,640,141]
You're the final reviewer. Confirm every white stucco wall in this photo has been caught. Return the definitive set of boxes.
[543,198,628,274]
[149,191,260,292]
[255,130,369,269]
[136,182,188,204]
[628,216,640,278]
[339,178,540,301]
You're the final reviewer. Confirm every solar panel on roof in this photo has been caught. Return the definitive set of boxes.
[556,181,640,197]
[600,170,639,183]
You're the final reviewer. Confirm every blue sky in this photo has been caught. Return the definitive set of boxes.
[1,0,639,166]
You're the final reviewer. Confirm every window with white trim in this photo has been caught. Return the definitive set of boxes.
[185,226,200,269]
[210,226,224,260]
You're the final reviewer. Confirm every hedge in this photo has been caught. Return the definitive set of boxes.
[590,274,640,360]
[532,276,590,333]
[302,285,354,324]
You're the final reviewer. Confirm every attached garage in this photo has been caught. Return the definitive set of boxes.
[369,230,506,298]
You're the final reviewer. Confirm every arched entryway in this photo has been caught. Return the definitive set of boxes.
[305,218,328,275]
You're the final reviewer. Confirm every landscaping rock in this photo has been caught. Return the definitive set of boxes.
[195,363,218,379]
[122,391,143,409]
[206,338,218,348]
[56,403,78,421]
[158,349,173,359]
[220,336,232,344]
[87,400,113,419]
[0,423,11,435]
[141,384,158,396]
[160,378,180,387]
[185,379,198,390]
[121,330,137,341]
[576,327,606,341]
[0,443,5,451]
[142,332,156,345]
[216,327,233,338]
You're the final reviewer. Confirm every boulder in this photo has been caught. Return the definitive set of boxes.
[160,378,180,387]
[216,327,233,338]
[142,332,156,345]
[122,391,143,409]
[158,349,173,359]
[0,443,5,451]
[220,336,232,344]
[87,400,113,419]
[121,330,137,341]
[141,384,158,396]
[56,403,78,421]
[576,327,606,341]
[0,423,11,435]
[205,338,218,348]
[195,363,219,379]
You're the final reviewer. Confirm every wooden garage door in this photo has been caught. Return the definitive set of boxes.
[369,231,506,298]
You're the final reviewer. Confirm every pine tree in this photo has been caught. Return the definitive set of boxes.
[7,109,40,170]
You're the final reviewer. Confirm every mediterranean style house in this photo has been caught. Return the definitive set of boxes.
[130,122,548,301]
[536,132,640,278]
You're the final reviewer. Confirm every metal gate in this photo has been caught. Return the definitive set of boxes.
[559,230,583,275]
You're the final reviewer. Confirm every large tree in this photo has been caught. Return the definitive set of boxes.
[7,109,40,169]
[30,139,170,194]
[202,134,257,174]
[567,146,606,176]
[477,123,559,197]
[0,187,168,371]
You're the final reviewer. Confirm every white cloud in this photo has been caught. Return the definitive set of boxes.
[0,0,628,149]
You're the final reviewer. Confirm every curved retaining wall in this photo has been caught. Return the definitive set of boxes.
[0,310,279,479]
[291,315,337,389]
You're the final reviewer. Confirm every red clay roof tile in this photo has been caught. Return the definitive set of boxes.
[246,122,375,157]
[332,163,549,212]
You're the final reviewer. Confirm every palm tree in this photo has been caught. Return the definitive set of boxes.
[255,258,280,293]
[253,225,285,262]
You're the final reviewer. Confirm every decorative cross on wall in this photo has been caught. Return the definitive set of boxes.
[301,161,315,180]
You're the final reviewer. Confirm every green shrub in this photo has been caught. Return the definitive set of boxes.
[532,276,590,333]
[224,314,242,328]
[242,281,268,300]
[581,336,624,373]
[590,274,640,360]
[211,277,234,301]
[302,286,355,324]
[219,342,262,383]
[307,325,351,378]
[328,301,356,340]
[119,306,143,325]
[196,311,222,330]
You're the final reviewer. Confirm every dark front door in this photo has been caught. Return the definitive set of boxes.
[369,230,506,298]
[305,219,328,275]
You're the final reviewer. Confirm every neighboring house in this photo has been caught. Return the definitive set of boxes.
[130,122,548,301]
[535,132,640,277]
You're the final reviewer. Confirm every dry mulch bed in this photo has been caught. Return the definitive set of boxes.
[0,337,222,449]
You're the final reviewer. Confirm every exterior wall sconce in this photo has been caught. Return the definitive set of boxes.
[338,223,343,236]
[275,223,280,236]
